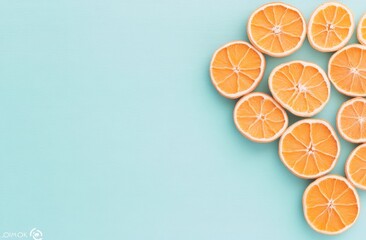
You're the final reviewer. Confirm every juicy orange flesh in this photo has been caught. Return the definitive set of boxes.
[211,43,262,95]
[311,5,352,48]
[281,122,338,176]
[348,145,366,186]
[271,63,328,114]
[250,5,304,53]
[361,17,366,41]
[305,178,359,232]
[339,100,366,140]
[329,47,366,95]
[236,95,286,139]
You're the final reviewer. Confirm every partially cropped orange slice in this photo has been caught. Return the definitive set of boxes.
[308,2,354,52]
[279,119,340,179]
[345,143,366,190]
[303,175,360,235]
[269,61,330,117]
[337,97,366,143]
[328,44,366,96]
[247,2,306,57]
[357,14,366,45]
[234,92,288,143]
[210,41,265,99]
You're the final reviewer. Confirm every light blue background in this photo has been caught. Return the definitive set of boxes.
[0,0,365,239]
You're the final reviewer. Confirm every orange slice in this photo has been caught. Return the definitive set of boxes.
[328,44,366,96]
[308,2,354,52]
[345,143,366,190]
[357,14,366,45]
[269,61,330,117]
[303,175,360,235]
[247,2,306,57]
[233,92,288,143]
[337,97,366,143]
[279,119,340,179]
[210,41,265,99]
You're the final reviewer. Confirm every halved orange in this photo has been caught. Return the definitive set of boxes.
[345,143,366,190]
[269,61,330,117]
[357,13,366,45]
[303,175,360,235]
[210,41,265,99]
[279,119,340,179]
[337,97,366,143]
[328,44,366,96]
[234,92,288,143]
[247,2,306,57]
[308,2,354,52]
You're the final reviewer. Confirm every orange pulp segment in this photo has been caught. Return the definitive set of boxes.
[269,61,330,117]
[308,2,354,52]
[279,119,340,179]
[303,175,360,235]
[345,143,366,190]
[337,97,366,143]
[247,2,306,57]
[234,92,288,143]
[357,14,366,45]
[210,41,265,99]
[328,44,366,97]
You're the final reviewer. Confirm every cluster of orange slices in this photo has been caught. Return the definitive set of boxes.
[210,2,366,235]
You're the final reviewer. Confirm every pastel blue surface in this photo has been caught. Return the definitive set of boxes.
[1,0,366,239]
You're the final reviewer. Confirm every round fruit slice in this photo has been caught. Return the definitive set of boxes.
[269,61,330,117]
[233,92,288,143]
[279,119,340,179]
[247,2,306,57]
[328,44,366,96]
[337,97,366,143]
[345,143,366,190]
[308,2,354,52]
[357,14,366,45]
[210,41,265,99]
[303,175,360,235]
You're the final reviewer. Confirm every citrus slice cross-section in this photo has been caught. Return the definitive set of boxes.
[279,119,340,179]
[357,13,366,45]
[303,175,360,235]
[210,41,265,99]
[337,97,366,143]
[308,2,354,52]
[328,44,366,97]
[233,92,288,143]
[247,2,306,57]
[345,143,366,190]
[269,61,330,117]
